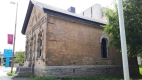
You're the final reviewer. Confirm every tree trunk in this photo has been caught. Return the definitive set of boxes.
[128,57,142,77]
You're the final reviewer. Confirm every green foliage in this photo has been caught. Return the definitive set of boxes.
[103,0,142,57]
[14,51,25,64]
[139,65,142,75]
[29,76,142,80]
[7,71,16,76]
[29,76,121,80]
[29,76,57,80]
[65,77,121,80]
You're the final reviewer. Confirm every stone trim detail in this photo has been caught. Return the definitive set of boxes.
[25,38,29,61]
[31,32,36,61]
[26,15,47,35]
[100,33,109,59]
[36,27,44,60]
[25,31,36,62]
[100,33,109,43]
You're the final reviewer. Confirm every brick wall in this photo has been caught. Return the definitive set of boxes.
[46,15,122,66]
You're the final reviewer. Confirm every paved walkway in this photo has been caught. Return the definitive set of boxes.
[0,66,29,80]
[0,69,11,80]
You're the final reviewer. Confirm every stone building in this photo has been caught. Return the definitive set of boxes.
[20,0,139,77]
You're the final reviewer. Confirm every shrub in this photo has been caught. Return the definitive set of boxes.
[7,71,16,76]
[14,51,24,64]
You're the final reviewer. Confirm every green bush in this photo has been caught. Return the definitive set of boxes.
[139,65,142,75]
[7,71,16,76]
[14,51,24,64]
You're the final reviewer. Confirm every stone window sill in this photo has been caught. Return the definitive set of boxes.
[101,58,110,60]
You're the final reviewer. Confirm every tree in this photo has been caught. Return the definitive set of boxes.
[103,0,142,57]
[14,51,25,64]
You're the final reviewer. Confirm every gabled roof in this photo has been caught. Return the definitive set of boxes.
[21,0,107,35]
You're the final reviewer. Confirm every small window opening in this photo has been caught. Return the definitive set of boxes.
[102,12,104,17]
[39,49,41,57]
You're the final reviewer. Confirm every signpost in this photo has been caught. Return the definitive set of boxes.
[3,49,13,67]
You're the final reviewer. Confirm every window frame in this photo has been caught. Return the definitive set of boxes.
[100,34,109,59]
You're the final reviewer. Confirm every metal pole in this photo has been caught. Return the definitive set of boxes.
[117,0,130,80]
[9,45,10,49]
[11,2,18,73]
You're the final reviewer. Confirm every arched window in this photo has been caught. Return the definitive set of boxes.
[101,38,108,58]
[39,32,42,57]
[29,35,33,60]
[37,28,43,59]
[25,38,29,61]
[32,33,36,60]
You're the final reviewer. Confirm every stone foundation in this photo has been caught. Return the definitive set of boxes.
[34,65,140,77]
[34,65,125,77]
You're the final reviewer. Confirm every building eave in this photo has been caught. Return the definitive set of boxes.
[43,8,105,27]
[21,1,33,35]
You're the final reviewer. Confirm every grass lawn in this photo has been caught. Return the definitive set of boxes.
[64,77,122,80]
[6,71,16,76]
[29,76,122,80]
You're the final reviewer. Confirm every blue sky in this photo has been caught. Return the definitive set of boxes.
[0,0,113,53]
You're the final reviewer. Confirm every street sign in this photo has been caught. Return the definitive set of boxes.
[6,57,10,67]
[3,49,13,58]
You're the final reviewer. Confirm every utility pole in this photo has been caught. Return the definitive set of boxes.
[10,1,18,73]
[117,0,130,80]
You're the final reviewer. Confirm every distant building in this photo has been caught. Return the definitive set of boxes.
[79,3,107,22]
[137,57,142,65]
[0,52,18,67]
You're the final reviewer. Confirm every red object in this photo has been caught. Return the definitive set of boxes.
[8,34,13,44]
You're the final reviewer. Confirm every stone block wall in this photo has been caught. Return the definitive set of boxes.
[34,65,124,77]
[34,65,140,78]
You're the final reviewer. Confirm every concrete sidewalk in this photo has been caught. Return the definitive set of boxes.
[0,66,30,80]
[0,69,11,80]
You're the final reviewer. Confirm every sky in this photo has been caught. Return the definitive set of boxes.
[0,0,113,54]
